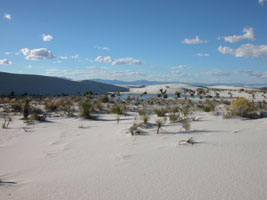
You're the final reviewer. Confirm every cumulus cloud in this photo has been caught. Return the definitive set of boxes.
[218,27,254,43]
[95,56,113,63]
[25,65,32,69]
[95,46,110,51]
[195,53,209,57]
[95,56,143,66]
[0,58,12,65]
[112,57,143,65]
[218,43,267,57]
[182,36,208,44]
[42,34,53,42]
[204,70,231,76]
[21,48,56,60]
[4,13,11,20]
[258,0,267,5]
[71,54,79,59]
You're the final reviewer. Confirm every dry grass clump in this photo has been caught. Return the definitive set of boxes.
[202,99,216,112]
[44,98,61,111]
[230,97,255,118]
[2,117,12,129]
[129,122,143,135]
[181,120,191,131]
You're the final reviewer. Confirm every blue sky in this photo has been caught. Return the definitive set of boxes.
[1,0,267,84]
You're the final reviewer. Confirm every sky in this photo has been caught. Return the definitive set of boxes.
[1,0,267,84]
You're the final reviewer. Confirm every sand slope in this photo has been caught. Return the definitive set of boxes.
[1,113,267,200]
[0,72,128,95]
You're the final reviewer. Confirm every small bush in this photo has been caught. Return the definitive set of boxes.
[111,104,125,115]
[181,120,191,131]
[156,119,164,134]
[202,99,215,112]
[11,103,22,112]
[79,100,95,119]
[33,113,47,122]
[23,98,30,119]
[230,97,255,118]
[154,108,167,117]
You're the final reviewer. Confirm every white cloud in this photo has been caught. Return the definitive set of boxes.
[57,60,63,63]
[95,56,143,66]
[95,46,110,51]
[95,56,113,63]
[204,70,231,76]
[71,54,79,59]
[4,51,19,55]
[182,36,208,44]
[0,58,12,65]
[258,0,267,5]
[42,34,53,42]
[21,48,56,60]
[171,65,189,70]
[25,65,32,69]
[59,56,67,60]
[86,66,110,70]
[195,53,209,57]
[236,70,267,79]
[219,27,254,43]
[218,43,267,57]
[112,57,143,65]
[4,13,11,20]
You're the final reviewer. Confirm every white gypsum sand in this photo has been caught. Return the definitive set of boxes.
[0,84,267,200]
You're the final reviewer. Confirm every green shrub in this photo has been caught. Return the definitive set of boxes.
[230,97,255,117]
[154,108,167,117]
[23,98,30,119]
[11,103,22,112]
[79,100,95,119]
[111,104,125,115]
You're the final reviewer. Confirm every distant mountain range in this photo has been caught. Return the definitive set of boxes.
[90,79,267,87]
[0,72,128,96]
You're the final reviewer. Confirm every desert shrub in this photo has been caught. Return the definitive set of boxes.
[181,120,191,131]
[23,98,30,119]
[111,104,125,115]
[99,94,109,103]
[79,99,95,119]
[230,97,255,118]
[169,113,180,123]
[154,108,167,117]
[156,119,164,134]
[32,107,44,114]
[2,117,12,129]
[11,103,22,112]
[202,99,216,112]
[60,99,74,116]
[129,123,142,136]
[33,113,47,122]
[44,99,61,111]
[180,107,189,117]
[175,91,181,98]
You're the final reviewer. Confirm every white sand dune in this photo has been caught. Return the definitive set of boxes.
[1,113,267,200]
